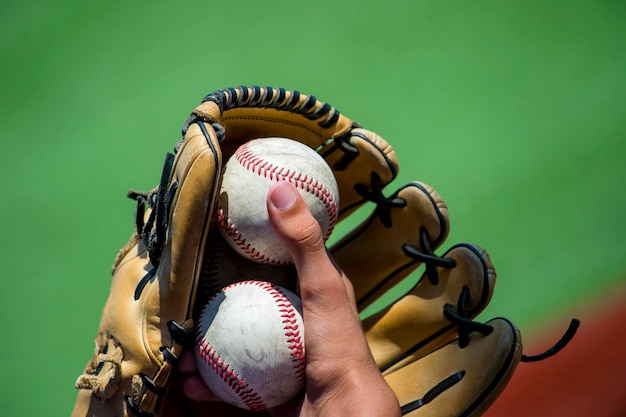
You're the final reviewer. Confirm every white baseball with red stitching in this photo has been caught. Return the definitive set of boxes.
[217,137,339,265]
[194,280,306,411]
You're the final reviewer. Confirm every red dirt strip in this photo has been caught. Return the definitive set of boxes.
[483,286,626,417]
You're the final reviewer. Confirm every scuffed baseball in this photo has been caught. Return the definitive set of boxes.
[194,280,306,411]
[217,137,339,265]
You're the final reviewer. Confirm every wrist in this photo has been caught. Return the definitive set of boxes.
[314,366,401,417]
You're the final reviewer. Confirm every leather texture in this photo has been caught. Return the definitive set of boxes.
[72,86,524,417]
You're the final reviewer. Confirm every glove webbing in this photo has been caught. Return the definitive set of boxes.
[183,86,341,132]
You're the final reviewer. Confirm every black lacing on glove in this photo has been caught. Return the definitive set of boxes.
[127,121,226,302]
[212,86,340,126]
[354,172,406,228]
[123,323,197,416]
[444,287,495,348]
[123,168,194,417]
[444,287,580,358]
[400,371,466,415]
[127,152,176,270]
[126,153,176,301]
[402,230,457,286]
[330,126,362,170]
[354,175,454,284]
[125,398,155,417]
[351,175,456,311]
[124,345,179,417]
[181,86,342,136]
[520,318,580,362]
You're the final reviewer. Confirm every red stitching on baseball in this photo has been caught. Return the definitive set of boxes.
[228,141,338,264]
[196,295,268,412]
[195,281,305,411]
[254,281,307,382]
[217,207,291,266]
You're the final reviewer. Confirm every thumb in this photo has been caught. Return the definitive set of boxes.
[266,181,330,269]
[266,181,345,302]
[267,182,378,387]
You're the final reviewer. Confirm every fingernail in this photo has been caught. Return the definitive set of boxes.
[269,181,298,210]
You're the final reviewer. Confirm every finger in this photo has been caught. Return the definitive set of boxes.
[267,180,376,380]
[267,181,351,310]
[182,375,220,402]
[178,349,198,373]
[179,350,219,402]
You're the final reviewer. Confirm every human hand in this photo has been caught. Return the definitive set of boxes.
[180,180,401,417]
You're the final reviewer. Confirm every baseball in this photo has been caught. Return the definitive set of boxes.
[216,137,339,265]
[194,280,306,411]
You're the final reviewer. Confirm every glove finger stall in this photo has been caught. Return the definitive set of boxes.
[385,317,522,417]
[364,243,496,373]
[331,182,450,311]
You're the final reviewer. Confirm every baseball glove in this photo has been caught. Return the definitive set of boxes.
[72,86,578,417]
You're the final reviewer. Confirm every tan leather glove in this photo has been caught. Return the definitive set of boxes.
[72,86,576,417]
[328,172,523,416]
[72,86,398,417]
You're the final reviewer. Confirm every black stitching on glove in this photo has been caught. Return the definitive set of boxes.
[125,396,154,417]
[168,320,194,346]
[160,346,178,365]
[134,268,157,301]
[139,374,167,396]
[443,287,494,349]
[354,172,406,227]
[521,319,580,362]
[402,231,456,286]
[400,371,465,414]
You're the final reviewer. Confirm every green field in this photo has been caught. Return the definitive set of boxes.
[1,1,624,416]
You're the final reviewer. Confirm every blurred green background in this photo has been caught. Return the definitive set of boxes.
[1,0,624,415]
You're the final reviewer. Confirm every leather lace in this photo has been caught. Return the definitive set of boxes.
[444,287,494,348]
[354,172,406,228]
[402,230,457,286]
[128,122,225,302]
[127,152,175,270]
[521,318,580,362]
[444,287,580,358]
[354,174,455,284]
[182,86,342,136]
[329,125,365,171]
[124,345,179,417]
[400,371,465,415]
[123,131,223,416]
